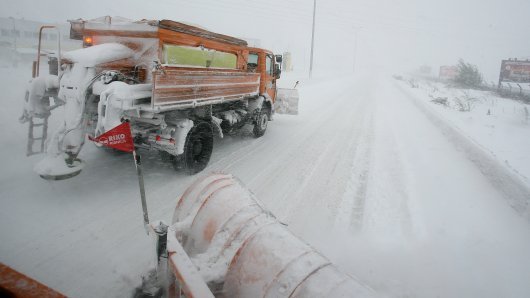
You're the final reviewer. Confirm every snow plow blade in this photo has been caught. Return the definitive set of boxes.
[275,88,299,115]
[147,173,375,297]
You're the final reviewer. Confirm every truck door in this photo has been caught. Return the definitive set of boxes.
[265,54,276,101]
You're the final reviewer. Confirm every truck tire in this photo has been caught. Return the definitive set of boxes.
[253,108,269,138]
[182,121,213,174]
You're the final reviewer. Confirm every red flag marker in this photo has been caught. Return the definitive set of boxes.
[88,122,134,152]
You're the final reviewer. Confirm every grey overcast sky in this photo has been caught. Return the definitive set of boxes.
[2,0,529,81]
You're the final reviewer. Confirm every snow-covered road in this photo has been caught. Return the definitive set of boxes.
[1,67,530,297]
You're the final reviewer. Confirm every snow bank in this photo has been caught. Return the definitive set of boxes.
[397,77,530,193]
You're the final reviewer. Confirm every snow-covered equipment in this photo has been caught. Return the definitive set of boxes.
[24,17,299,180]
[145,173,375,297]
[20,26,63,158]
[275,87,300,115]
[275,77,299,115]
[25,116,49,156]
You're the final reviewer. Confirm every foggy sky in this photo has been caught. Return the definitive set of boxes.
[2,0,529,81]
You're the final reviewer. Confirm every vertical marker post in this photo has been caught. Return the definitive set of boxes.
[133,148,149,234]
[89,120,150,234]
[128,120,150,235]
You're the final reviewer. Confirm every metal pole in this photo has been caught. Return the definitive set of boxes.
[133,149,150,234]
[56,27,62,77]
[309,0,316,78]
[37,26,62,77]
[353,28,358,73]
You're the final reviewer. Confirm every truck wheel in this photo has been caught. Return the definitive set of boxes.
[253,108,269,138]
[182,121,213,174]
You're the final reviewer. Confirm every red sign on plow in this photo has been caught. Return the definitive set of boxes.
[89,122,134,153]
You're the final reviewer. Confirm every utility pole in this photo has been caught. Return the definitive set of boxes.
[309,0,316,78]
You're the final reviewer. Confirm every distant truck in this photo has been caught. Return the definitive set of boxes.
[21,17,298,179]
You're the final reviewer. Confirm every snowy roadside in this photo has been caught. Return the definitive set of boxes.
[397,78,530,186]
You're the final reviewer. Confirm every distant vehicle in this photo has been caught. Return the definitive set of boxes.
[21,16,299,179]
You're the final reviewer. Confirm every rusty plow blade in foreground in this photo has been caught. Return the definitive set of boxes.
[147,173,376,297]
[275,88,299,115]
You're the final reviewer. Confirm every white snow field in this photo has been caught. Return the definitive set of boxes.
[1,65,530,297]
[403,79,530,182]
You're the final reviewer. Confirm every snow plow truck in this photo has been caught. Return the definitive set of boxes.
[21,16,298,180]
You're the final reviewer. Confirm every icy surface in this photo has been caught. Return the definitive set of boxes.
[1,66,530,297]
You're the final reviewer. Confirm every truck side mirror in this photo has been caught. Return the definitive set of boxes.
[275,55,283,63]
[274,63,281,79]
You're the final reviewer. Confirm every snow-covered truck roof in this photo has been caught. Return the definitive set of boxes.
[70,17,248,47]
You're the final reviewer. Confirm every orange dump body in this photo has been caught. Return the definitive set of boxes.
[76,19,279,109]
